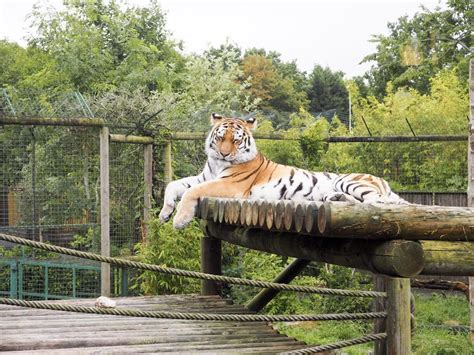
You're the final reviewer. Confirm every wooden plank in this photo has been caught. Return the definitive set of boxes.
[99,126,110,296]
[386,277,411,354]
[0,295,306,353]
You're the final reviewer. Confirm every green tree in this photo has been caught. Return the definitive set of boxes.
[362,0,472,97]
[307,65,349,122]
[29,0,183,93]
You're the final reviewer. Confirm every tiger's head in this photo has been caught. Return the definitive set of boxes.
[205,113,258,164]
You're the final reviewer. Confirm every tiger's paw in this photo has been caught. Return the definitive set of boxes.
[172,204,196,229]
[158,203,175,223]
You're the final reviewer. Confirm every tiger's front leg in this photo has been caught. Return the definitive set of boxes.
[173,180,243,229]
[159,175,203,222]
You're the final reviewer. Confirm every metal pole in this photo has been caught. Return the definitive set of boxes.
[100,127,110,296]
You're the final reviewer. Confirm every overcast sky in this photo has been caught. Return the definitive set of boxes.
[1,0,444,78]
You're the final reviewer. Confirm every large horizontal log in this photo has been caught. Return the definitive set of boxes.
[0,116,106,127]
[170,132,467,143]
[204,222,424,277]
[420,241,474,276]
[317,202,474,241]
[109,134,153,144]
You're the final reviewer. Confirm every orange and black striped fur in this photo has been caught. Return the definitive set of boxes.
[160,114,406,229]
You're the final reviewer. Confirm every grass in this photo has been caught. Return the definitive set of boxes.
[278,292,473,355]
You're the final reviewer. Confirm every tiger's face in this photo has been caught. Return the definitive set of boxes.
[205,113,258,163]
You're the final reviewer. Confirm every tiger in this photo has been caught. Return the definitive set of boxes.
[159,113,407,229]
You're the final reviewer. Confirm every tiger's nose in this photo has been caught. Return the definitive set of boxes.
[222,152,230,157]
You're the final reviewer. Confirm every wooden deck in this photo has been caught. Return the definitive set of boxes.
[0,295,307,354]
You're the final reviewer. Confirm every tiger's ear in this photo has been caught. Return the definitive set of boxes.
[244,117,257,130]
[210,113,223,125]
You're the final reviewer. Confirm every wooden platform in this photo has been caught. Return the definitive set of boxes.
[0,295,307,354]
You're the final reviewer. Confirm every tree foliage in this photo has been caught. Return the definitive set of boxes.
[361,0,472,97]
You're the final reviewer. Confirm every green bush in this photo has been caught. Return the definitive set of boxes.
[135,215,203,295]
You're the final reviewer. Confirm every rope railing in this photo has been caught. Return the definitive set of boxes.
[0,233,386,298]
[281,333,388,354]
[0,298,386,323]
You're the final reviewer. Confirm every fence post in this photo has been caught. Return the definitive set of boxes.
[143,143,153,243]
[373,275,387,355]
[163,141,173,185]
[201,229,222,296]
[100,127,110,297]
[386,277,411,354]
[468,58,474,342]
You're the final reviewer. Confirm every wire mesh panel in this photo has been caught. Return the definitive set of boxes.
[109,140,145,256]
[0,125,101,248]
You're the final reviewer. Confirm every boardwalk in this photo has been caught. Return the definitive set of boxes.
[0,295,306,354]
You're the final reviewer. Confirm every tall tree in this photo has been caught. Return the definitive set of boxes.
[307,65,349,121]
[29,0,183,93]
[361,0,472,97]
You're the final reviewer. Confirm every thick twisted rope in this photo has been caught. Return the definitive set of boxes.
[0,233,386,298]
[0,298,386,323]
[281,333,387,354]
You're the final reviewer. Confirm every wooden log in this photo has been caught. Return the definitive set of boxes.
[386,277,411,354]
[373,275,387,355]
[100,126,110,296]
[304,202,321,235]
[0,116,106,127]
[251,201,261,227]
[110,134,154,144]
[293,203,305,233]
[240,200,250,226]
[265,202,275,230]
[163,141,173,185]
[283,201,295,231]
[169,131,466,143]
[201,234,222,296]
[258,201,268,228]
[420,241,474,276]
[246,259,311,312]
[204,222,425,277]
[273,201,286,230]
[317,202,474,240]
[217,200,225,223]
[224,200,231,224]
[230,201,239,224]
[412,279,469,298]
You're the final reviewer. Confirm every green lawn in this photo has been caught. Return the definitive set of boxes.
[278,292,473,355]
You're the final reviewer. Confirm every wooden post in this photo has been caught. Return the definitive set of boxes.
[469,58,474,342]
[386,277,411,354]
[373,275,387,355]
[142,144,153,243]
[100,127,110,296]
[163,141,173,185]
[201,227,222,296]
[246,259,310,312]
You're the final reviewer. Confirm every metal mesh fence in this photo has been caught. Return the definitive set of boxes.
[0,90,147,299]
[110,139,145,256]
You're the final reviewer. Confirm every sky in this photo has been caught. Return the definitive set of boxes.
[0,0,444,78]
